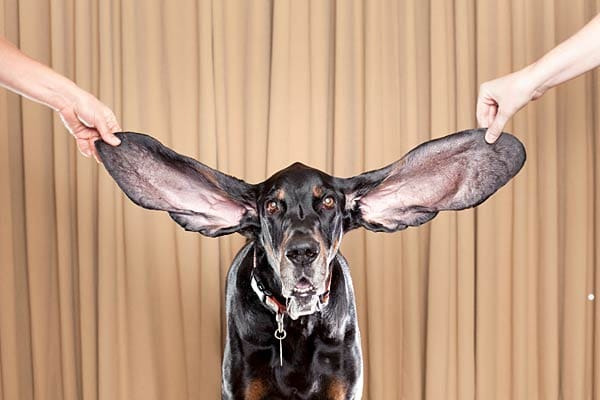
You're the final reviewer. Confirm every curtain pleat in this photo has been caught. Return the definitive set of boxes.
[1,0,598,399]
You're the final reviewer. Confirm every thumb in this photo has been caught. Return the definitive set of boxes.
[90,112,121,146]
[484,111,510,143]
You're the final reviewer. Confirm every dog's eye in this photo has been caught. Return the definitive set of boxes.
[265,200,280,215]
[322,196,336,209]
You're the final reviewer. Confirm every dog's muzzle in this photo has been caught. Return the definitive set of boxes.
[283,237,330,319]
[286,288,324,320]
[286,273,332,320]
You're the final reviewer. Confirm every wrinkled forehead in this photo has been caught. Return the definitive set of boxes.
[259,163,336,200]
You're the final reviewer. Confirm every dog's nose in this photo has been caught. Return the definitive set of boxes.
[286,239,320,265]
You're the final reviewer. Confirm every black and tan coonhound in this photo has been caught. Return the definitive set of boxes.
[96,128,525,399]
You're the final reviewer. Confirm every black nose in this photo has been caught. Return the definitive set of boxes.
[286,239,320,265]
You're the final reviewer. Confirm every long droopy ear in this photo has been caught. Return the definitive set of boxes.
[96,132,257,237]
[341,129,526,232]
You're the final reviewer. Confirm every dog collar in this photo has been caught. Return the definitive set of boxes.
[250,271,288,315]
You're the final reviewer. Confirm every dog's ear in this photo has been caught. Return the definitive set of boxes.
[96,132,258,237]
[340,129,526,232]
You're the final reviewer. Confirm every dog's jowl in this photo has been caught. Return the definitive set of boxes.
[96,129,525,399]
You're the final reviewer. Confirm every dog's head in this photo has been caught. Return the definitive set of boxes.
[96,129,525,319]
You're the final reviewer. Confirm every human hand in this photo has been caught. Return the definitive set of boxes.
[477,67,545,143]
[0,37,121,159]
[57,88,121,162]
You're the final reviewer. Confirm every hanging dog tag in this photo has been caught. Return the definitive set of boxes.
[274,312,287,367]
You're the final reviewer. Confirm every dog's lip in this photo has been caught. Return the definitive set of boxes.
[293,287,316,297]
[292,278,316,296]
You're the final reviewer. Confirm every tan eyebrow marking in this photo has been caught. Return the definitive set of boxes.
[276,189,285,200]
[312,185,324,197]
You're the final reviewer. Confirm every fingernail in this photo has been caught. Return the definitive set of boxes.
[485,133,496,144]
[110,136,121,146]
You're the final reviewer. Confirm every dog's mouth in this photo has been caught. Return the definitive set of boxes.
[292,278,317,297]
[286,294,321,320]
[285,278,325,320]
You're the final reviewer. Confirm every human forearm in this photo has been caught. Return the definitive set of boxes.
[527,14,600,96]
[0,37,79,111]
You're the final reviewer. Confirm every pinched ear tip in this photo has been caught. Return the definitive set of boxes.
[463,129,526,179]
[458,128,526,163]
[493,131,527,171]
[500,133,527,159]
[486,128,525,148]
[95,131,157,160]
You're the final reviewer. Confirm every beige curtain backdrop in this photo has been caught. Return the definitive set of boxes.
[1,0,599,399]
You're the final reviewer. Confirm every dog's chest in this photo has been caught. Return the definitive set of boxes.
[245,324,353,399]
[242,313,359,394]
[223,246,361,399]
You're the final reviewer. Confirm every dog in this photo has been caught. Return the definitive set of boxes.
[96,128,525,399]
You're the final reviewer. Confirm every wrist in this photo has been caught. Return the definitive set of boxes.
[44,77,81,112]
[519,62,551,99]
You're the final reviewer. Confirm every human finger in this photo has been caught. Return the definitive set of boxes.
[476,92,492,127]
[484,109,510,143]
[486,104,497,128]
[90,107,121,146]
[89,137,101,163]
[76,137,92,157]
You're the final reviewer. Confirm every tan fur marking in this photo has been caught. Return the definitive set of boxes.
[332,236,340,254]
[262,239,281,273]
[318,235,327,261]
[276,189,286,200]
[311,226,328,264]
[281,230,292,253]
[245,379,267,400]
[328,378,347,399]
[312,185,324,197]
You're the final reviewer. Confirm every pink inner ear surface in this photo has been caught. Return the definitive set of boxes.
[141,163,251,229]
[348,129,525,231]
[99,133,259,236]
[358,168,460,226]
[184,190,248,227]
[155,178,249,228]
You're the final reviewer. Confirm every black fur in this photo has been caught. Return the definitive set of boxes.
[222,243,362,399]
